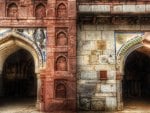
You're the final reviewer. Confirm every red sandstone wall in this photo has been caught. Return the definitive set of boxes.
[0,0,76,112]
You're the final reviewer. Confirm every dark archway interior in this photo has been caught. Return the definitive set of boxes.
[123,50,150,104]
[1,49,37,102]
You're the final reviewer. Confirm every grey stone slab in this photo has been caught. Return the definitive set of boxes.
[91,99,105,110]
[80,71,98,80]
[78,83,96,95]
[79,97,91,110]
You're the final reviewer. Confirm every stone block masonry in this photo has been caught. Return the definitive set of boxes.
[77,24,117,111]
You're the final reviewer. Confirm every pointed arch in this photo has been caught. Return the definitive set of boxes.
[117,35,143,73]
[0,33,42,74]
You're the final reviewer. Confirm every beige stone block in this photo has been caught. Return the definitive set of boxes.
[146,4,150,12]
[102,31,114,39]
[83,25,97,31]
[108,71,116,80]
[106,40,115,50]
[86,31,101,40]
[97,25,104,30]
[113,5,123,13]
[77,50,91,55]
[79,5,92,13]
[92,5,110,13]
[141,25,150,30]
[101,80,116,84]
[89,55,99,64]
[78,31,86,40]
[77,40,83,51]
[95,93,116,97]
[103,49,115,55]
[135,5,145,13]
[78,80,98,84]
[100,84,116,93]
[106,97,117,110]
[77,56,89,65]
[78,65,95,71]
[117,25,141,30]
[103,25,117,30]
[123,5,136,13]
[83,56,89,65]
[95,64,110,71]
[82,41,97,50]
[95,84,101,91]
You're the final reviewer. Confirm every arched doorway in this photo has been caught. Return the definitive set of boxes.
[1,49,37,102]
[123,47,150,110]
[0,34,42,112]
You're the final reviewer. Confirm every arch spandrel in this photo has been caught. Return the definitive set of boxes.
[0,28,47,74]
[116,35,144,73]
[116,32,150,111]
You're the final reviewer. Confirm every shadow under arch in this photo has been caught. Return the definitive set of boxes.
[0,32,42,109]
[0,32,43,74]
[116,35,145,110]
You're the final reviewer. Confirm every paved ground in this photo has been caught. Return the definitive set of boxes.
[0,98,150,113]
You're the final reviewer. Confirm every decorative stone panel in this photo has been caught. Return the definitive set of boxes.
[100,70,107,80]
[56,2,67,18]
[35,3,46,18]
[55,79,67,98]
[56,31,68,46]
[79,97,91,110]
[0,28,47,66]
[55,53,68,71]
[91,98,105,111]
[7,3,18,17]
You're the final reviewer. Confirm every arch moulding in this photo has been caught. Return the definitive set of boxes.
[116,35,145,110]
[0,32,43,74]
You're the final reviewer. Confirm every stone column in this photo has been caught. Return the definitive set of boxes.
[0,71,3,97]
[36,73,42,110]
[116,71,123,110]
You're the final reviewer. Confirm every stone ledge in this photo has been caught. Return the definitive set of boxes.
[78,4,150,14]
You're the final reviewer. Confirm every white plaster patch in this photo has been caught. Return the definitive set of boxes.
[101,84,116,93]
[106,97,117,110]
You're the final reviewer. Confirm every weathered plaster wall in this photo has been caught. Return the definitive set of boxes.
[77,24,150,111]
[77,25,116,111]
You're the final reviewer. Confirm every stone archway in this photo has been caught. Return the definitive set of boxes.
[116,32,150,110]
[0,33,42,110]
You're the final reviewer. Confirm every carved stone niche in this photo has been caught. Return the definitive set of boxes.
[55,52,68,71]
[35,3,46,18]
[56,31,68,46]
[55,79,67,98]
[7,3,18,17]
[56,56,67,71]
[56,3,67,18]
